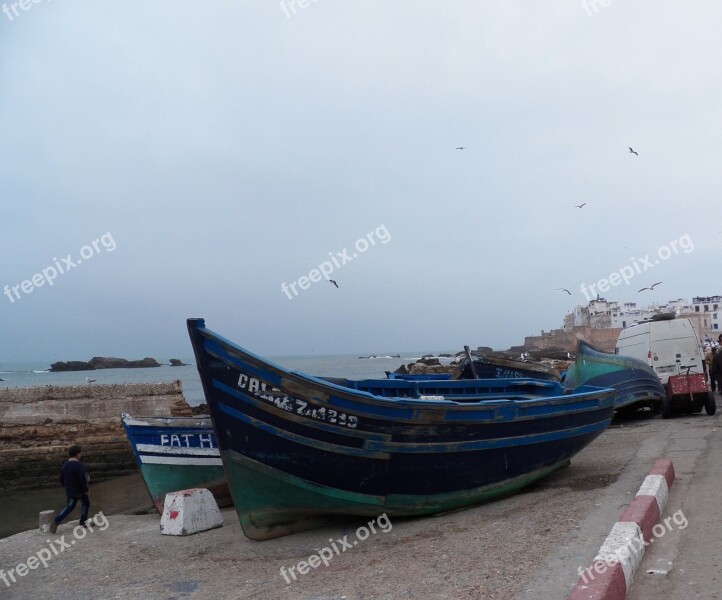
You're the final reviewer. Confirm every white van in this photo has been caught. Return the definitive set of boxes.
[615,316,704,386]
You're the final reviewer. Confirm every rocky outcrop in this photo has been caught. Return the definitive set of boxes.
[0,382,192,490]
[89,357,161,369]
[50,357,162,372]
[50,360,95,372]
[169,359,189,367]
[395,359,458,376]
[418,357,441,367]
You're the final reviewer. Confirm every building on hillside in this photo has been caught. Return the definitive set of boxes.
[562,295,722,347]
[691,296,721,316]
[609,302,658,329]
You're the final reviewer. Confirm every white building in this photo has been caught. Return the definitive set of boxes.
[609,302,657,329]
[564,295,721,338]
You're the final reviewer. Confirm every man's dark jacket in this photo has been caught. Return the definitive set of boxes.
[712,351,722,376]
[59,459,88,498]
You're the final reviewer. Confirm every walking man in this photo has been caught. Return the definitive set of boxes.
[50,445,90,534]
[713,348,722,395]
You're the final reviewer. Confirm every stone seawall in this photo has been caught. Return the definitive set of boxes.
[0,382,193,491]
[524,326,622,353]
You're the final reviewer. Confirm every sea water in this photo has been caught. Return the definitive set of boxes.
[0,353,454,405]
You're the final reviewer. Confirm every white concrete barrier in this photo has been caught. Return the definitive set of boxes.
[39,510,55,534]
[159,488,223,536]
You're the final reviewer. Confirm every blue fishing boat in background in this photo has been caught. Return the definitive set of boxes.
[121,414,232,513]
[562,341,666,413]
[385,371,453,381]
[456,352,561,382]
[187,318,616,540]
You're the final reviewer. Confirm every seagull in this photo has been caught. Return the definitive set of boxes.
[629,147,638,156]
[567,352,572,359]
[574,203,587,209]
[85,377,96,383]
[327,279,339,289]
[456,146,466,150]
[637,282,663,292]
[558,288,572,295]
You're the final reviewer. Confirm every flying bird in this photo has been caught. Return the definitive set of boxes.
[328,279,339,289]
[637,282,663,292]
[574,203,587,209]
[628,147,638,156]
[456,146,466,150]
[558,288,572,295]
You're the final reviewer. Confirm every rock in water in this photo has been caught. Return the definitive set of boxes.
[49,361,95,372]
[49,357,162,372]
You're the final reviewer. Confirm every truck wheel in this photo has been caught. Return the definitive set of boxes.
[662,394,673,419]
[705,391,717,416]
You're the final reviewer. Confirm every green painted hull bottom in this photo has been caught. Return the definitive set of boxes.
[222,450,571,540]
[139,463,232,513]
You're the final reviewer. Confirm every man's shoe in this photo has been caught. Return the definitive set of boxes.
[49,521,58,534]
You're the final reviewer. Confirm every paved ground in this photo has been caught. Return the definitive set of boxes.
[626,407,722,600]
[1,404,720,600]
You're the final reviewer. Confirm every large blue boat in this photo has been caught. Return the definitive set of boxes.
[187,318,616,540]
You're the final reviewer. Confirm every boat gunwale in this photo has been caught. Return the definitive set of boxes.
[121,413,213,429]
[468,353,561,377]
[213,376,615,435]
[191,320,616,421]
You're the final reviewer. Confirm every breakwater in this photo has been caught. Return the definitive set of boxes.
[0,381,192,490]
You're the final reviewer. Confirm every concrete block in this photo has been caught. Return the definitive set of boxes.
[160,488,223,536]
[636,473,669,514]
[39,510,55,534]
[648,459,675,489]
[595,521,645,589]
[620,495,660,542]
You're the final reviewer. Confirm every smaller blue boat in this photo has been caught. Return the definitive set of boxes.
[121,414,232,513]
[562,341,666,413]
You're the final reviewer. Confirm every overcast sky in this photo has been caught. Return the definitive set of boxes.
[1,2,720,361]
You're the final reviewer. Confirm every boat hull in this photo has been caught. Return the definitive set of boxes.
[121,414,232,513]
[457,355,561,382]
[563,341,666,411]
[187,318,615,540]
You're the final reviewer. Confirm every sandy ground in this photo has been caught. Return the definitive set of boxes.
[1,408,719,600]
